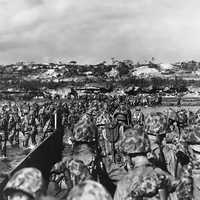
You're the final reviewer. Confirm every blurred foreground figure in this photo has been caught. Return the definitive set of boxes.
[3,167,46,200]
[67,180,112,200]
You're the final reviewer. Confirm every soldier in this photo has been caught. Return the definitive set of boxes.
[38,104,46,127]
[176,163,193,200]
[188,110,196,125]
[113,104,131,126]
[145,112,168,171]
[72,115,116,195]
[176,108,188,130]
[40,105,55,141]
[131,107,144,127]
[157,92,163,105]
[181,125,200,200]
[194,109,200,125]
[112,104,132,159]
[67,180,112,200]
[164,123,180,177]
[95,106,113,156]
[8,110,21,147]
[67,111,80,133]
[61,102,70,127]
[103,119,122,164]
[166,108,178,128]
[3,167,47,200]
[32,102,39,119]
[0,106,9,157]
[48,158,92,199]
[114,127,178,200]
[47,115,98,198]
[177,93,182,107]
[89,101,100,123]
[23,110,38,148]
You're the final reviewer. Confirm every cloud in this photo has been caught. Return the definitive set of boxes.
[0,0,200,64]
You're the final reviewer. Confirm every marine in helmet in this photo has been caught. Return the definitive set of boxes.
[50,108,95,187]
[181,125,200,199]
[48,157,92,199]
[47,117,97,198]
[131,107,144,127]
[23,110,38,148]
[72,115,116,194]
[176,108,188,128]
[114,127,178,200]
[113,104,131,126]
[95,106,113,157]
[3,167,46,200]
[8,109,21,147]
[0,105,9,157]
[144,112,168,170]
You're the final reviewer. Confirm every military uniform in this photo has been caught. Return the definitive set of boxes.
[145,112,168,170]
[114,165,177,200]
[113,104,131,126]
[48,158,92,199]
[8,112,21,146]
[95,111,113,156]
[131,108,144,127]
[48,120,96,199]
[164,125,180,177]
[181,125,200,200]
[23,112,38,147]
[0,111,9,157]
[114,127,178,200]
[176,109,188,128]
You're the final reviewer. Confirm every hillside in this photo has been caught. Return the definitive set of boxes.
[0,60,200,99]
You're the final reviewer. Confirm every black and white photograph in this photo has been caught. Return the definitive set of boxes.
[0,0,200,199]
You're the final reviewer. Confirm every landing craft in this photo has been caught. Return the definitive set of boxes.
[0,112,64,198]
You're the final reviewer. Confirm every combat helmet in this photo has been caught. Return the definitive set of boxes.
[120,127,151,155]
[73,117,98,143]
[67,180,112,200]
[145,112,168,136]
[176,108,188,127]
[3,167,44,200]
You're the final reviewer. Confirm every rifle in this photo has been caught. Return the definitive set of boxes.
[89,126,116,197]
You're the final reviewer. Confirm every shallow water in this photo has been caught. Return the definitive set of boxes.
[0,145,31,183]
[0,128,73,184]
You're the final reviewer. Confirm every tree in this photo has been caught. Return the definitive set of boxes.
[117,61,130,76]
[69,61,77,65]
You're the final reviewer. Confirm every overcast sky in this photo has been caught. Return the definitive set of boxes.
[0,0,200,64]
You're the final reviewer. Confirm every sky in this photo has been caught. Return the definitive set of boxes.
[0,0,200,64]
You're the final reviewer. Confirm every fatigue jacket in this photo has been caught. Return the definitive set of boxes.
[114,164,177,200]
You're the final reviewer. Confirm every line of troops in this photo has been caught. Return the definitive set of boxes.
[0,101,68,156]
[2,95,200,200]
